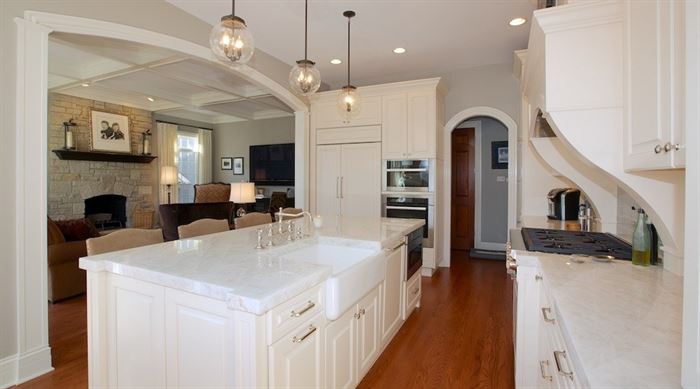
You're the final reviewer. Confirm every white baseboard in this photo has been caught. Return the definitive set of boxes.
[421,267,436,277]
[16,347,53,385]
[0,355,18,389]
[475,241,506,251]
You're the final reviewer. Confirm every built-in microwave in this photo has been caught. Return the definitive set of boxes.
[382,159,435,193]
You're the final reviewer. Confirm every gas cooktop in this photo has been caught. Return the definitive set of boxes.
[521,228,632,260]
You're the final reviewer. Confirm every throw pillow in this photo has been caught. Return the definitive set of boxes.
[55,218,101,242]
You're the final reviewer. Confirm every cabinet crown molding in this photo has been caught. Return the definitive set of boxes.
[534,0,623,34]
[310,77,445,102]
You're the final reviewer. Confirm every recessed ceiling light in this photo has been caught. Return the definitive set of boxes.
[330,58,342,65]
[147,97,155,102]
[81,83,90,87]
[509,17,527,26]
[393,47,406,54]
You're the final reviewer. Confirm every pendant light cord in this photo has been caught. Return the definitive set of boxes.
[304,0,308,61]
[347,14,351,86]
[232,0,235,17]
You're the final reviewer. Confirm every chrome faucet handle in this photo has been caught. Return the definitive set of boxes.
[287,220,294,241]
[255,228,264,249]
[267,225,275,247]
[296,225,303,240]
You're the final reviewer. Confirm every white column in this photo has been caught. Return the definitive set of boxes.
[294,110,309,210]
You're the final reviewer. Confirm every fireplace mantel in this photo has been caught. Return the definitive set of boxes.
[52,149,157,164]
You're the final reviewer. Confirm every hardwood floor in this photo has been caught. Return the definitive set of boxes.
[359,251,514,389]
[16,252,512,389]
[18,295,88,389]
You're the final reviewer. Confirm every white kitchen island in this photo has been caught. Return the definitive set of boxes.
[79,216,424,388]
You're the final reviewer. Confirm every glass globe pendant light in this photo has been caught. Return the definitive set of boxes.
[337,10,361,120]
[289,0,321,96]
[209,0,255,65]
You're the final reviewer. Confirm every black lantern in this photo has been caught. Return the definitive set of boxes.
[62,119,77,150]
[142,129,152,155]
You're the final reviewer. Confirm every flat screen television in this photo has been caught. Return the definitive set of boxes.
[249,143,295,186]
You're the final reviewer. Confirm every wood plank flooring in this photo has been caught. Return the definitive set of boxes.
[359,251,514,389]
[16,252,513,389]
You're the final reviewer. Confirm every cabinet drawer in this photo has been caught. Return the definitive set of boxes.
[267,284,325,344]
[403,272,421,320]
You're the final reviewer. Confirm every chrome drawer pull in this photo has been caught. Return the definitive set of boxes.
[539,360,553,382]
[535,274,543,281]
[553,350,574,380]
[541,307,555,323]
[292,325,317,343]
[290,301,315,317]
[412,287,420,295]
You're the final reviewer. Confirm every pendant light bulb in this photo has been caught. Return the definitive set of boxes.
[289,0,321,95]
[337,10,361,120]
[210,0,255,65]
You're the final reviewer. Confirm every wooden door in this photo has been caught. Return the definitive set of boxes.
[451,128,475,251]
[340,143,381,218]
[316,145,342,216]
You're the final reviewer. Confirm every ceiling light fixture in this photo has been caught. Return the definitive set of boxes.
[81,83,90,87]
[337,10,361,120]
[209,0,255,65]
[147,97,155,102]
[288,0,321,96]
[393,47,406,54]
[330,59,342,65]
[509,17,527,26]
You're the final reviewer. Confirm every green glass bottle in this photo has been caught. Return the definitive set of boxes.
[631,209,651,266]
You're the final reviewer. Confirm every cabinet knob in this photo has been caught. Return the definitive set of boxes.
[664,142,674,152]
[654,144,663,154]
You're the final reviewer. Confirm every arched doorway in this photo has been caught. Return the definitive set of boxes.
[441,107,517,268]
[14,12,309,382]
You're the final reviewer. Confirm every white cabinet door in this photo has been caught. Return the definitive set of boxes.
[624,0,685,170]
[164,289,236,388]
[314,96,382,129]
[407,92,435,158]
[269,312,326,389]
[381,243,404,346]
[381,94,408,159]
[340,143,381,218]
[357,285,381,380]
[325,307,357,389]
[316,145,342,216]
[106,276,166,388]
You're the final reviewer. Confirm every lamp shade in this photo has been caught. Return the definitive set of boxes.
[230,182,256,204]
[160,166,178,185]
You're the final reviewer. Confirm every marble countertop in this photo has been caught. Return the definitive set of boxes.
[79,216,424,315]
[512,234,682,387]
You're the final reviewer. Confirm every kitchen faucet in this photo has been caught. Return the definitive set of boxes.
[276,207,313,237]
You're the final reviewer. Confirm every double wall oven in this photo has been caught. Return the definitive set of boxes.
[381,159,435,249]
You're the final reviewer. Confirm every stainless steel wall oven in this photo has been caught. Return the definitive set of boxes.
[381,194,434,248]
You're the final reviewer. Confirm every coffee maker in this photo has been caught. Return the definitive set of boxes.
[547,188,581,220]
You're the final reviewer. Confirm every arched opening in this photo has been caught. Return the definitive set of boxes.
[441,107,517,268]
[14,12,309,382]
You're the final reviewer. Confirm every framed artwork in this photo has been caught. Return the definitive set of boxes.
[90,110,131,153]
[233,157,244,175]
[491,141,508,170]
[221,157,233,170]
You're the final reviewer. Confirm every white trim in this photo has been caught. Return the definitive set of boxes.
[13,12,309,387]
[441,107,518,267]
[0,355,19,389]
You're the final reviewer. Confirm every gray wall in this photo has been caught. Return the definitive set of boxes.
[1,0,300,363]
[212,116,295,195]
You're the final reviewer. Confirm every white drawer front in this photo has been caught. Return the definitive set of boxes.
[267,284,324,345]
[403,272,421,320]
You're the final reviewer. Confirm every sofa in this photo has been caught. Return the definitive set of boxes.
[159,202,234,241]
[47,217,100,302]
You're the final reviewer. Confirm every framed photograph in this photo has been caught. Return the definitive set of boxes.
[90,110,131,153]
[221,157,233,170]
[233,157,244,175]
[491,141,508,169]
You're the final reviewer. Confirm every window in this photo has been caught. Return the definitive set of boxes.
[177,133,199,203]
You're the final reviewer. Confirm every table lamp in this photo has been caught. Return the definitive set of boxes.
[230,182,256,217]
[160,166,178,204]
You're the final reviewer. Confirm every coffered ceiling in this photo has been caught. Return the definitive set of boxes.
[167,0,536,89]
[49,33,294,124]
